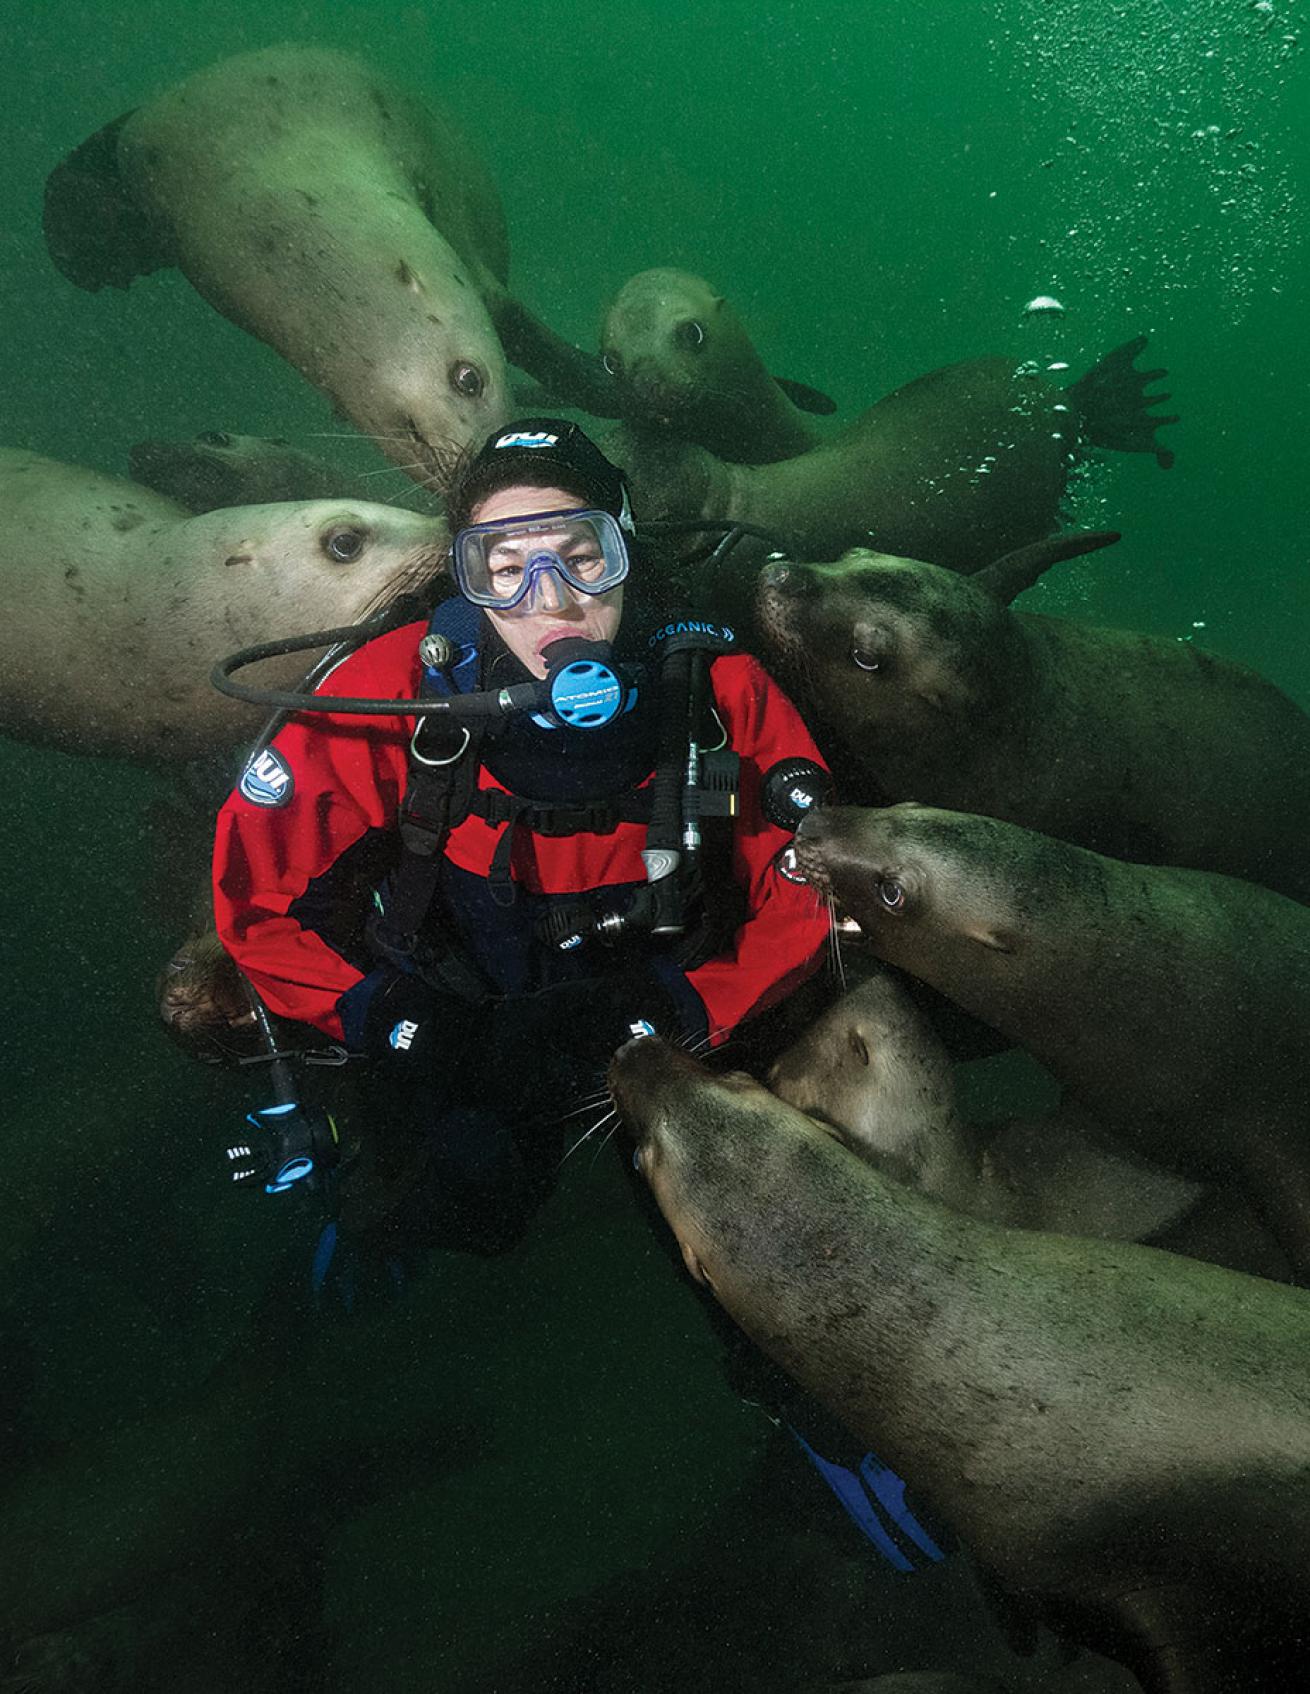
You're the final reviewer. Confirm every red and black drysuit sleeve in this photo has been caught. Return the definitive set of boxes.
[213,629,830,1046]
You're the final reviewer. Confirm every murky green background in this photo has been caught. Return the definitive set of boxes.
[1,2,1305,1688]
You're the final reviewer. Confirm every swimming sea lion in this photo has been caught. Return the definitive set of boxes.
[0,449,445,762]
[607,358,1075,572]
[44,47,616,486]
[767,968,1205,1245]
[757,533,1310,903]
[792,802,1310,1280]
[769,967,1290,1281]
[599,268,836,462]
[605,336,1173,571]
[612,1035,1310,1691]
[129,431,431,513]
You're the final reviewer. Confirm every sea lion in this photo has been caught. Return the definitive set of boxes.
[605,357,1068,572]
[757,533,1310,904]
[0,449,445,762]
[612,1035,1310,1691]
[767,967,1205,1245]
[599,268,836,463]
[791,802,1310,1280]
[605,337,1173,572]
[769,968,1290,1281]
[128,431,432,513]
[158,927,260,1064]
[44,47,616,486]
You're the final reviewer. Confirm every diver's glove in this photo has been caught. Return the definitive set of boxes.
[482,961,707,1114]
[343,967,482,1073]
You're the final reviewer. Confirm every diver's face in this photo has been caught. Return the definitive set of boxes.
[472,484,625,679]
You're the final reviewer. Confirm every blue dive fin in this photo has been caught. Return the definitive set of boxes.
[790,1427,944,1571]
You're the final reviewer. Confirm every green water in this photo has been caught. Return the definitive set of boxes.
[1,3,1305,1689]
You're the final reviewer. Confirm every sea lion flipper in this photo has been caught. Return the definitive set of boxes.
[773,375,838,416]
[974,529,1121,603]
[489,294,622,419]
[510,379,562,411]
[1065,336,1178,471]
[43,111,173,292]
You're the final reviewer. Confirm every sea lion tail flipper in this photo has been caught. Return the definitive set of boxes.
[1065,336,1179,470]
[489,294,622,419]
[43,111,173,292]
[974,530,1121,603]
[773,375,839,416]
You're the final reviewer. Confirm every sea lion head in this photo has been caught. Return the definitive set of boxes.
[130,432,337,512]
[767,968,963,1190]
[610,1035,860,1300]
[177,498,448,638]
[756,548,1016,765]
[791,803,1039,971]
[755,533,1121,772]
[600,269,765,429]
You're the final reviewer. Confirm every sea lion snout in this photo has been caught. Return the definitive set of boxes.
[794,805,932,928]
[757,556,799,596]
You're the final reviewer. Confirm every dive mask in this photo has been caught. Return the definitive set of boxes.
[452,507,630,611]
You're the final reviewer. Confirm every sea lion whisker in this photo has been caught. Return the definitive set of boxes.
[356,461,429,480]
[827,894,848,989]
[301,431,421,444]
[556,1090,614,1121]
[561,1105,618,1168]
[586,1112,623,1172]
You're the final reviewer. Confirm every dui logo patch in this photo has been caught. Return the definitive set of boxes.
[239,747,295,808]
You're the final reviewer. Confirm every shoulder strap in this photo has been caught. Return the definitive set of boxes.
[365,600,492,998]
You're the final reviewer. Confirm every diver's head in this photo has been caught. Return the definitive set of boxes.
[448,420,635,678]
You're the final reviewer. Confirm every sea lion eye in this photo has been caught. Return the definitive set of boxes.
[198,431,233,448]
[851,621,893,673]
[602,351,619,376]
[848,1031,871,1066]
[878,879,907,913]
[450,361,485,397]
[675,319,706,351]
[323,525,368,562]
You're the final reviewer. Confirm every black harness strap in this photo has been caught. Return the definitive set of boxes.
[472,788,653,833]
[366,716,494,1001]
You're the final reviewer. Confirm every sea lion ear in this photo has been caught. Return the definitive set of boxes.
[773,377,839,416]
[973,530,1122,606]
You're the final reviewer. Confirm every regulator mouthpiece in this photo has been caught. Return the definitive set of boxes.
[540,637,624,729]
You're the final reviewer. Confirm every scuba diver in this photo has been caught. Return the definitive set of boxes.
[212,419,831,1259]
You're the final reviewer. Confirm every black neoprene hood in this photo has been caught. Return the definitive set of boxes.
[446,418,634,535]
